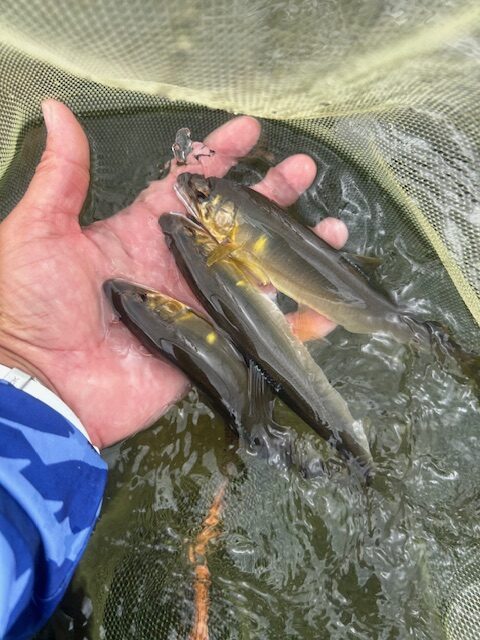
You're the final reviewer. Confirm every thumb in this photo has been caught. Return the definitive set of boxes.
[12,100,90,234]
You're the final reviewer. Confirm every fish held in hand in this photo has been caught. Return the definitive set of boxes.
[103,279,322,477]
[174,173,407,339]
[159,213,373,475]
[175,173,480,388]
[103,279,251,433]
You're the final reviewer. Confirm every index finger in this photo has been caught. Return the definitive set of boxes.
[139,115,261,201]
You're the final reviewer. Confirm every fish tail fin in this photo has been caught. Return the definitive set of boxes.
[424,320,480,390]
[243,362,325,478]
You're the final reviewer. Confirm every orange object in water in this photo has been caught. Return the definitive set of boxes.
[188,480,228,640]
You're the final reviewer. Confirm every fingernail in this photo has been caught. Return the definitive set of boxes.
[41,100,56,133]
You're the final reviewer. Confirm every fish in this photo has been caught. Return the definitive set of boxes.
[174,173,480,386]
[159,213,373,474]
[103,279,323,477]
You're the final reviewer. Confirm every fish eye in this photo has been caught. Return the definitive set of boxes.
[194,188,210,203]
[188,175,211,202]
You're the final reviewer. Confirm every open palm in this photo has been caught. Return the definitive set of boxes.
[0,101,348,448]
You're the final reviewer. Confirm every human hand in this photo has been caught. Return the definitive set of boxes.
[0,100,348,448]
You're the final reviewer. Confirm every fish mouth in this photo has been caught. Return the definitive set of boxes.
[103,279,152,320]
[174,172,201,219]
[159,211,216,243]
[104,278,136,304]
[174,172,215,221]
[159,211,195,235]
[103,278,133,324]
[174,181,197,218]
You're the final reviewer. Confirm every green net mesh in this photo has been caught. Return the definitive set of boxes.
[443,555,480,640]
[1,1,479,638]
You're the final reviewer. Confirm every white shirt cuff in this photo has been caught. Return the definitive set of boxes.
[0,364,99,453]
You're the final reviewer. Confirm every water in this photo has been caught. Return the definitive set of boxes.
[62,338,478,639]
[15,106,478,639]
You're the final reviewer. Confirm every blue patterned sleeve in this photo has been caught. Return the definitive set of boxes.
[0,380,108,640]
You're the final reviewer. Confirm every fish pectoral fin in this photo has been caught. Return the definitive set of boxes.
[288,304,331,343]
[233,255,272,287]
[206,242,239,267]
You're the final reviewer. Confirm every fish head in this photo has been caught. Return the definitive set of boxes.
[103,279,187,326]
[175,173,238,242]
[159,212,217,259]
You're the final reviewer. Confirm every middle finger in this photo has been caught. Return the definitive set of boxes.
[253,154,317,207]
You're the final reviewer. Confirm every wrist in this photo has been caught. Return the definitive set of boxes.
[0,361,99,453]
[0,344,58,395]
[0,341,104,449]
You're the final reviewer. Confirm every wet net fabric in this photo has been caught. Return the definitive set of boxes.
[0,1,478,638]
[442,554,480,640]
[0,0,479,329]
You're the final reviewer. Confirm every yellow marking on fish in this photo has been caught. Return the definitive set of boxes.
[210,194,223,209]
[235,253,271,286]
[147,293,186,317]
[235,279,246,287]
[206,242,238,267]
[206,331,217,344]
[252,234,268,255]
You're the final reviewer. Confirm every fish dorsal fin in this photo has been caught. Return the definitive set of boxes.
[244,362,291,464]
[244,361,325,478]
[246,360,277,423]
